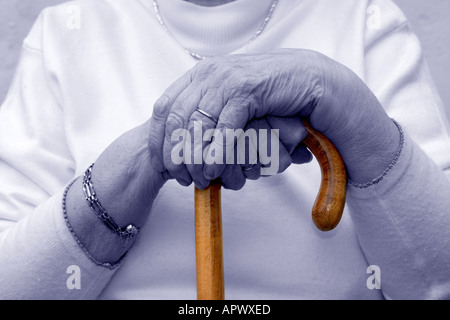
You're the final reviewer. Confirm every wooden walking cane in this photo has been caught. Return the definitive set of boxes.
[194,119,347,300]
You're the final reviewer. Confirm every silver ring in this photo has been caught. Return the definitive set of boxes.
[196,108,218,123]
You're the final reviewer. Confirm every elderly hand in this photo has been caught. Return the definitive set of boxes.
[159,112,313,190]
[149,49,401,188]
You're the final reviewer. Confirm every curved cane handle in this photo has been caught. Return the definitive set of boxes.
[302,119,347,231]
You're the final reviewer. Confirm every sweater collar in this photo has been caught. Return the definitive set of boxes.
[144,0,275,57]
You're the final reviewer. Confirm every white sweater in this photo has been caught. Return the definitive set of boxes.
[1,0,450,300]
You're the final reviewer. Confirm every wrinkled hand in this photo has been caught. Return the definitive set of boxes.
[155,112,313,190]
[149,49,400,188]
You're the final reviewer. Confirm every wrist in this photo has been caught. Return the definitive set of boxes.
[347,119,404,188]
[65,177,134,264]
[310,58,402,184]
[91,123,167,221]
[64,123,168,264]
[83,164,139,240]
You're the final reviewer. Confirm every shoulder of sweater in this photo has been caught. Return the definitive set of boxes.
[276,0,406,34]
[23,0,141,52]
[280,0,407,26]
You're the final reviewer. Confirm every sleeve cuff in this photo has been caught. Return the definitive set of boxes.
[347,119,411,199]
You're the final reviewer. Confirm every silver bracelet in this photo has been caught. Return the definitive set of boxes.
[82,164,139,240]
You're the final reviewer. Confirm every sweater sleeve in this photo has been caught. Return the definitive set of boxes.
[0,12,117,299]
[346,0,450,300]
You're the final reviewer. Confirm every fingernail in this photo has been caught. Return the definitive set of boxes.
[177,178,191,187]
[204,166,215,180]
[195,180,210,190]
[306,151,314,163]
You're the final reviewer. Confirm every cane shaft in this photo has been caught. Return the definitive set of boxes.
[194,180,225,300]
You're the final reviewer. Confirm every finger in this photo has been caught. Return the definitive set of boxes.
[218,117,292,180]
[203,97,253,180]
[149,70,193,172]
[266,116,308,154]
[185,120,213,190]
[163,84,204,186]
[257,118,292,175]
[219,163,246,191]
[185,88,224,189]
[239,119,262,180]
[164,123,193,187]
[291,144,313,164]
[242,162,262,180]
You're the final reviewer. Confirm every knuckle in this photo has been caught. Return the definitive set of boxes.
[285,125,306,146]
[152,96,169,119]
[166,112,185,135]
